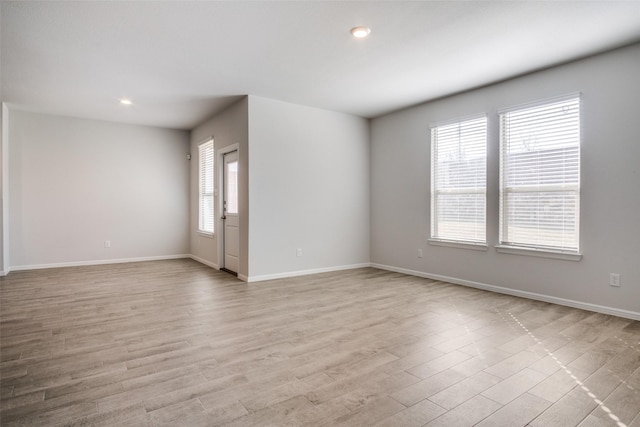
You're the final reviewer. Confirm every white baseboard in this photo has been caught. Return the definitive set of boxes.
[9,254,191,272]
[371,263,640,321]
[189,255,219,270]
[246,263,371,283]
[5,255,637,321]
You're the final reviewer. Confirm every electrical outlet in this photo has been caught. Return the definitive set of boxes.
[609,273,620,287]
[296,248,302,257]
[417,249,423,258]
[104,240,111,248]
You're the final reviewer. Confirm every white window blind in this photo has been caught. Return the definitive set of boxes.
[198,139,214,234]
[499,96,580,252]
[431,116,487,243]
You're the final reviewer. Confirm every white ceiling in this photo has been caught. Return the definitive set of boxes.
[2,1,640,130]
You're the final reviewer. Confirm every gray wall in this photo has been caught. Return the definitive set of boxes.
[8,111,190,268]
[4,41,637,317]
[370,43,640,315]
[189,97,249,277]
[247,96,370,280]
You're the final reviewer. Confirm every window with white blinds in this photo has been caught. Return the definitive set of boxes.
[198,139,214,234]
[499,96,580,252]
[431,116,487,244]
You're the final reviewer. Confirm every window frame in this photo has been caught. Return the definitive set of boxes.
[198,139,215,236]
[429,114,488,249]
[497,94,582,260]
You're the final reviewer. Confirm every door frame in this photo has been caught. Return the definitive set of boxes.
[216,143,240,272]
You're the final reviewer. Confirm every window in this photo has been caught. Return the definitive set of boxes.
[499,96,580,253]
[430,116,487,244]
[198,139,214,234]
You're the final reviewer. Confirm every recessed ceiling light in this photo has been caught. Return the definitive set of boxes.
[350,26,371,39]
[120,98,133,105]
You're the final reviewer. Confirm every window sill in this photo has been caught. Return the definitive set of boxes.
[495,245,582,261]
[428,239,488,251]
[197,231,215,239]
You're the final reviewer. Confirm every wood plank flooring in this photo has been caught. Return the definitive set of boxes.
[1,259,639,426]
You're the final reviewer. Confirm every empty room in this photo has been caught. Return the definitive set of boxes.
[1,1,640,426]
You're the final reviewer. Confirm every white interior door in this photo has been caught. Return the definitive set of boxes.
[222,150,239,274]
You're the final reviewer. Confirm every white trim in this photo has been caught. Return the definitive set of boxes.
[10,254,191,272]
[428,239,488,251]
[430,115,488,244]
[503,184,579,194]
[198,138,215,234]
[370,263,639,321]
[429,112,487,130]
[498,95,581,253]
[246,263,371,283]
[217,143,240,271]
[2,103,10,274]
[495,245,582,261]
[497,92,581,115]
[197,231,215,239]
[435,187,485,195]
[189,254,219,270]
[5,254,636,321]
[197,136,214,146]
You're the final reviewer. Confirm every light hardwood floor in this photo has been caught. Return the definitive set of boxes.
[1,259,639,426]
